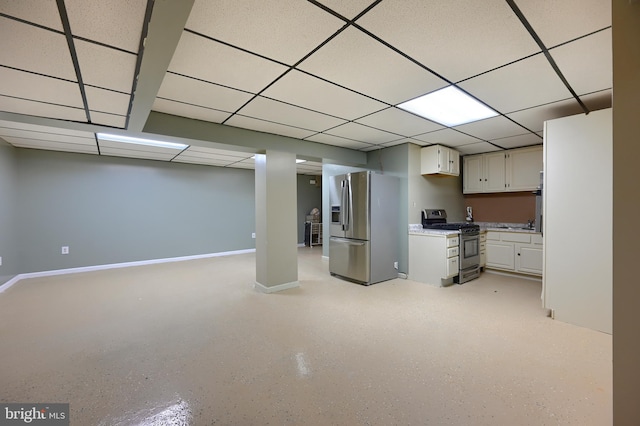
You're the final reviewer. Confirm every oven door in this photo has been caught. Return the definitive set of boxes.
[460,232,480,270]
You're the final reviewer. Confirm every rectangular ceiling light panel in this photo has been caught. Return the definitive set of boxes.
[97,133,188,150]
[398,86,498,127]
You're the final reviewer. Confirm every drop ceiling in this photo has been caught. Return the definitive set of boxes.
[0,0,612,175]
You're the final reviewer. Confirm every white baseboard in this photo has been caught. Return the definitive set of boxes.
[254,280,300,293]
[0,248,256,293]
[484,269,542,282]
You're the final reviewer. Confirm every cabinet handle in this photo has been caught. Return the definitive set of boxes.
[517,253,521,256]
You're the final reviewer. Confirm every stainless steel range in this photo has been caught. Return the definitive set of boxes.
[421,209,480,284]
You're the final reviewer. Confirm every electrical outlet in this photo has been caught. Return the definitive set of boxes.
[61,246,69,255]
[0,256,2,266]
[251,233,256,239]
[393,261,398,269]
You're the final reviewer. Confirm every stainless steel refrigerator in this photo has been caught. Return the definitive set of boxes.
[329,171,399,285]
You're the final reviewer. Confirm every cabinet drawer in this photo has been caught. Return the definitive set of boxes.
[501,232,531,243]
[486,231,500,241]
[447,236,459,247]
[447,247,459,258]
[531,234,543,245]
[480,233,487,242]
[446,256,459,278]
[480,241,486,251]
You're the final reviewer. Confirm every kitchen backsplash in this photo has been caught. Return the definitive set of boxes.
[464,192,536,223]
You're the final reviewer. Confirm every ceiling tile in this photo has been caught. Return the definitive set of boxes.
[0,128,94,144]
[172,156,232,167]
[515,0,611,48]
[299,26,448,104]
[0,94,86,122]
[325,122,400,144]
[4,136,98,154]
[457,142,502,155]
[0,120,93,138]
[458,54,572,114]
[225,115,317,140]
[182,146,251,159]
[314,0,374,20]
[412,129,482,147]
[186,0,344,65]
[152,98,231,124]
[90,111,126,128]
[99,147,176,161]
[262,70,387,120]
[454,116,530,141]
[239,96,346,132]
[168,31,288,93]
[506,97,586,132]
[157,73,254,113]
[0,0,63,31]
[490,133,542,150]
[549,29,612,96]
[581,89,612,112]
[85,86,131,116]
[382,138,428,148]
[355,107,444,137]
[228,158,255,169]
[0,68,83,108]
[0,17,77,80]
[65,0,146,53]
[74,39,137,93]
[305,132,374,150]
[357,0,540,82]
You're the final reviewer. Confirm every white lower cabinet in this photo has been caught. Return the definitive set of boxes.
[485,231,542,276]
[409,233,459,286]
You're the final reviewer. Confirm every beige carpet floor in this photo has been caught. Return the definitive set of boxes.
[0,247,611,425]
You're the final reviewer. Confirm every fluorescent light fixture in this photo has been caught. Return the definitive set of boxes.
[97,133,188,150]
[250,155,306,163]
[397,86,498,127]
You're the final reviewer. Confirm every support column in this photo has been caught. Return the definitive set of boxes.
[254,150,299,293]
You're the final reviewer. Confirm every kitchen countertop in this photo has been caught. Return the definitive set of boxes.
[477,222,539,233]
[408,223,540,235]
[408,224,459,236]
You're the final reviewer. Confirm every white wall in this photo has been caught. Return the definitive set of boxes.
[544,108,612,334]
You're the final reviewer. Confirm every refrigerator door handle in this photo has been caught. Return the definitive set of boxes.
[330,237,365,246]
[341,179,350,231]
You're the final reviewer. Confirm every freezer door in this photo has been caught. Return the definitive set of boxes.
[329,237,370,284]
[345,172,370,240]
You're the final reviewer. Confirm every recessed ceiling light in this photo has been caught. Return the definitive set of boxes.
[97,133,189,150]
[397,86,498,127]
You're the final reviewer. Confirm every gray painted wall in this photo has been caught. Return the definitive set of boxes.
[15,149,256,273]
[7,148,323,276]
[0,141,17,284]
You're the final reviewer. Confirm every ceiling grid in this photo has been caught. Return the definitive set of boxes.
[0,0,612,174]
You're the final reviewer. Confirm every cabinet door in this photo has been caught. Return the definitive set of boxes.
[507,146,543,191]
[515,243,543,275]
[463,155,483,193]
[448,148,460,175]
[486,241,515,270]
[483,152,506,192]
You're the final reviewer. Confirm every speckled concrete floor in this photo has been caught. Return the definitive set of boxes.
[0,247,611,425]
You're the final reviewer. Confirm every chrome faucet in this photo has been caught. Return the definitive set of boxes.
[527,219,535,229]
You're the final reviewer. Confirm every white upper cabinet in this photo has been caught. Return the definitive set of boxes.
[506,146,544,191]
[463,145,542,193]
[421,145,460,176]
